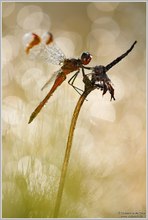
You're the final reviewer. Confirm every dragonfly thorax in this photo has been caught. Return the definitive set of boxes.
[62,58,82,72]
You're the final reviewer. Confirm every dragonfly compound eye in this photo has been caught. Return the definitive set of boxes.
[23,32,41,54]
[41,32,53,45]
[81,52,92,65]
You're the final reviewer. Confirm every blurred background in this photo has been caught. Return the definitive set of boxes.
[2,2,146,218]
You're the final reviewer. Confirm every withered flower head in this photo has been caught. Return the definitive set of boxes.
[87,41,137,101]
[91,65,115,101]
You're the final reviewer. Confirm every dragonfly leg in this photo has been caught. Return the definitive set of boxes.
[68,70,84,95]
[83,66,93,70]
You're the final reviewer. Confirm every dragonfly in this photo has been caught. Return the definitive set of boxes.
[82,40,137,100]
[23,32,92,124]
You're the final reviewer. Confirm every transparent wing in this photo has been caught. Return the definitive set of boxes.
[26,42,66,66]
[23,32,66,65]
[41,69,61,91]
[27,44,44,60]
[41,43,66,65]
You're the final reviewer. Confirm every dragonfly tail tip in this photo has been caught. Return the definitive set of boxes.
[28,117,33,124]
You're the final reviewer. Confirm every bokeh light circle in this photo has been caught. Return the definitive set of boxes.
[2,37,13,65]
[2,63,15,86]
[20,67,47,100]
[2,2,15,18]
[2,96,25,125]
[17,5,50,30]
[93,2,120,12]
[84,90,116,122]
[18,156,42,176]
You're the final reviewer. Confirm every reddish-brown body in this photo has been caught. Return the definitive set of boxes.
[24,32,92,123]
[28,58,86,124]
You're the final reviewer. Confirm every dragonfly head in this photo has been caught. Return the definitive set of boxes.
[23,32,41,54]
[81,52,92,65]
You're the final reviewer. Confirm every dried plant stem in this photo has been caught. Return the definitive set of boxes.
[53,89,91,218]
